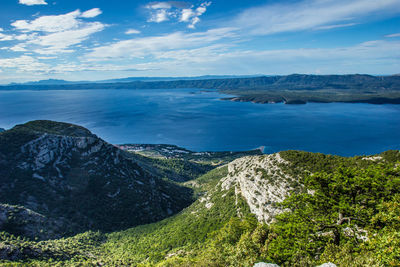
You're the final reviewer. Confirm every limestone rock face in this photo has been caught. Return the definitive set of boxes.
[317,263,337,267]
[254,263,280,267]
[221,153,300,223]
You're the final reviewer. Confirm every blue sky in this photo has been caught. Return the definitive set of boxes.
[0,0,400,83]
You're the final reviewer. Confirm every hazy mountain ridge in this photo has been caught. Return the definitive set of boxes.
[7,75,262,86]
[3,74,400,91]
[3,74,400,104]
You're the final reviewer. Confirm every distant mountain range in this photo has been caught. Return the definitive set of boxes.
[3,74,400,104]
[7,75,263,86]
[2,74,399,91]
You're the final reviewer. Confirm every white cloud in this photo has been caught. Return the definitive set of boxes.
[30,22,105,54]
[188,17,200,29]
[0,33,14,41]
[9,9,105,54]
[146,2,172,9]
[85,27,237,60]
[3,38,399,77]
[0,55,49,72]
[0,32,37,42]
[80,8,102,18]
[180,9,195,22]
[83,37,400,76]
[12,10,82,32]
[37,56,57,59]
[146,1,211,28]
[19,0,47,6]
[385,33,400,38]
[234,0,400,35]
[149,9,170,23]
[315,23,357,30]
[180,2,211,28]
[10,44,27,52]
[125,29,141,35]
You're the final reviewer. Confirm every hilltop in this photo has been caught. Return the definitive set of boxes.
[0,120,194,239]
[0,122,398,266]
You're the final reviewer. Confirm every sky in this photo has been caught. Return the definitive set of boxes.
[0,0,400,83]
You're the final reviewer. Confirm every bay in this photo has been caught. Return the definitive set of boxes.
[0,88,399,156]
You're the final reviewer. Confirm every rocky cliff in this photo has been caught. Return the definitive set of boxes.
[221,153,301,223]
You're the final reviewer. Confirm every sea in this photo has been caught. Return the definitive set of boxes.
[1,88,399,156]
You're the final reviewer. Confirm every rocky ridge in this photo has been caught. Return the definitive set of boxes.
[0,121,192,239]
[220,153,301,223]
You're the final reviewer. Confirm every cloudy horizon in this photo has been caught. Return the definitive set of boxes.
[0,0,399,83]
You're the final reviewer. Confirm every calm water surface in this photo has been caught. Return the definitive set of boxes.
[0,88,399,156]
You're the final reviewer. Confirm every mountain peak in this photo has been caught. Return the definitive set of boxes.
[0,120,193,239]
[11,120,95,138]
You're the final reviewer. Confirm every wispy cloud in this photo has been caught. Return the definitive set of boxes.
[10,44,28,52]
[84,39,400,76]
[180,2,211,29]
[0,33,14,41]
[9,9,106,54]
[315,23,358,30]
[30,22,105,54]
[80,8,102,18]
[85,27,237,60]
[125,29,141,35]
[385,33,400,38]
[146,1,211,28]
[0,55,49,72]
[2,0,400,81]
[19,0,47,6]
[2,38,399,77]
[233,0,400,35]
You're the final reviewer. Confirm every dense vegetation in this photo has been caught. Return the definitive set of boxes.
[124,144,262,182]
[221,89,400,104]
[1,150,399,266]
[126,144,263,166]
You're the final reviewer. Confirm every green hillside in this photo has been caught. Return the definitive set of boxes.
[1,144,399,266]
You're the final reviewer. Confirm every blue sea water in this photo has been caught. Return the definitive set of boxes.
[0,88,399,156]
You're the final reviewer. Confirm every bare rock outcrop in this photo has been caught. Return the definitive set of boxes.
[221,153,300,223]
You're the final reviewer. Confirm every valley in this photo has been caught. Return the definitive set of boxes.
[0,121,399,266]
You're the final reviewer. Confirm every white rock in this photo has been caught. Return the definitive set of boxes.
[221,153,298,223]
[254,263,280,267]
[32,173,45,181]
[317,263,337,267]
